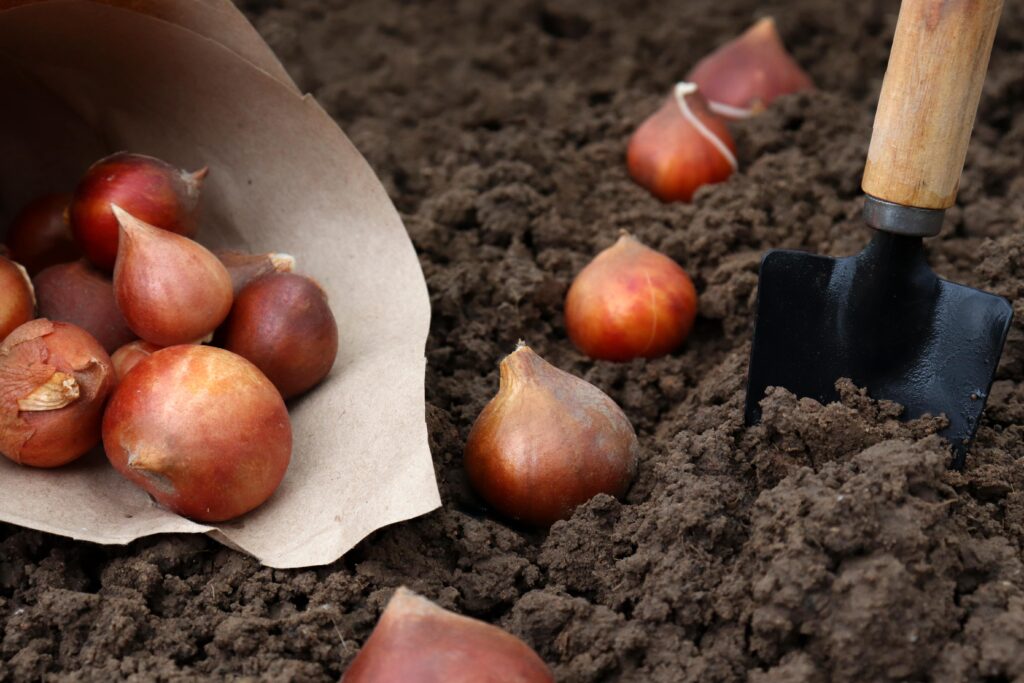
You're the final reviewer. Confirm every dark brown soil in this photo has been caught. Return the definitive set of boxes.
[5,0,1024,680]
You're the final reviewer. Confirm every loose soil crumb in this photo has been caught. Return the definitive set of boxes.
[4,0,1024,681]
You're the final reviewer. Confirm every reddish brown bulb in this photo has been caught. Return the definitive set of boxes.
[216,250,296,296]
[687,17,814,119]
[0,256,35,343]
[102,345,292,522]
[221,273,338,399]
[112,207,233,346]
[110,340,162,381]
[0,319,115,468]
[565,233,698,361]
[627,83,737,202]
[342,587,554,683]
[34,260,136,354]
[464,344,639,527]
[4,193,80,275]
[69,152,207,271]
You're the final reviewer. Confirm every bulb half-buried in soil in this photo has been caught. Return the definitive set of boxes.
[464,343,639,527]
[627,82,737,202]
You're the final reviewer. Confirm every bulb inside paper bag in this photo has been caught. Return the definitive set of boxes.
[0,0,439,569]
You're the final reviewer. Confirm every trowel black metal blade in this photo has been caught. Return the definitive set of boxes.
[744,230,1012,468]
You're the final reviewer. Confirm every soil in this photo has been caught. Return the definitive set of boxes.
[5,0,1024,680]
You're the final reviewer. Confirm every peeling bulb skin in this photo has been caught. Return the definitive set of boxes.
[0,256,35,343]
[342,587,555,683]
[687,17,814,119]
[112,207,233,346]
[565,233,698,361]
[221,273,338,399]
[111,340,163,382]
[34,260,137,354]
[102,345,292,522]
[627,83,737,202]
[0,319,115,468]
[69,152,207,271]
[4,193,80,275]
[216,250,296,296]
[464,345,639,527]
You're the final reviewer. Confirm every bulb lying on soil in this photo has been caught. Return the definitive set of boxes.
[565,232,698,361]
[0,319,115,468]
[627,82,737,202]
[342,587,554,683]
[687,16,814,119]
[464,344,639,527]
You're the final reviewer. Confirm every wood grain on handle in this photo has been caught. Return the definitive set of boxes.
[862,0,1003,209]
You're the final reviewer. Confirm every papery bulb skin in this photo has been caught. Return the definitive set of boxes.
[627,82,737,202]
[565,233,698,361]
[464,345,639,527]
[0,256,35,343]
[342,587,555,683]
[221,273,338,399]
[34,260,136,354]
[70,152,207,271]
[687,17,814,119]
[0,319,115,468]
[112,206,233,346]
[111,340,163,382]
[216,250,296,296]
[102,345,292,522]
[5,193,80,275]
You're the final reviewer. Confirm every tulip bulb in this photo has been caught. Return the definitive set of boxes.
[465,344,639,527]
[687,17,814,119]
[110,340,162,381]
[0,256,35,343]
[0,319,115,467]
[5,193,80,275]
[216,250,296,296]
[565,233,698,361]
[103,345,292,522]
[112,206,233,346]
[34,260,136,354]
[627,82,737,202]
[221,272,338,399]
[342,587,554,683]
[70,152,207,271]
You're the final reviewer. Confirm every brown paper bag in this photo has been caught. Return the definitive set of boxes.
[0,0,440,568]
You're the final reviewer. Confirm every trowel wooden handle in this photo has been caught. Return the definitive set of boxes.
[862,0,1003,210]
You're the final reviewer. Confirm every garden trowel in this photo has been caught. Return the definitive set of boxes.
[744,0,1011,468]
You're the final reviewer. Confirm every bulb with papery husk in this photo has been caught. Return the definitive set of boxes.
[216,249,296,296]
[0,319,115,468]
[627,82,737,202]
